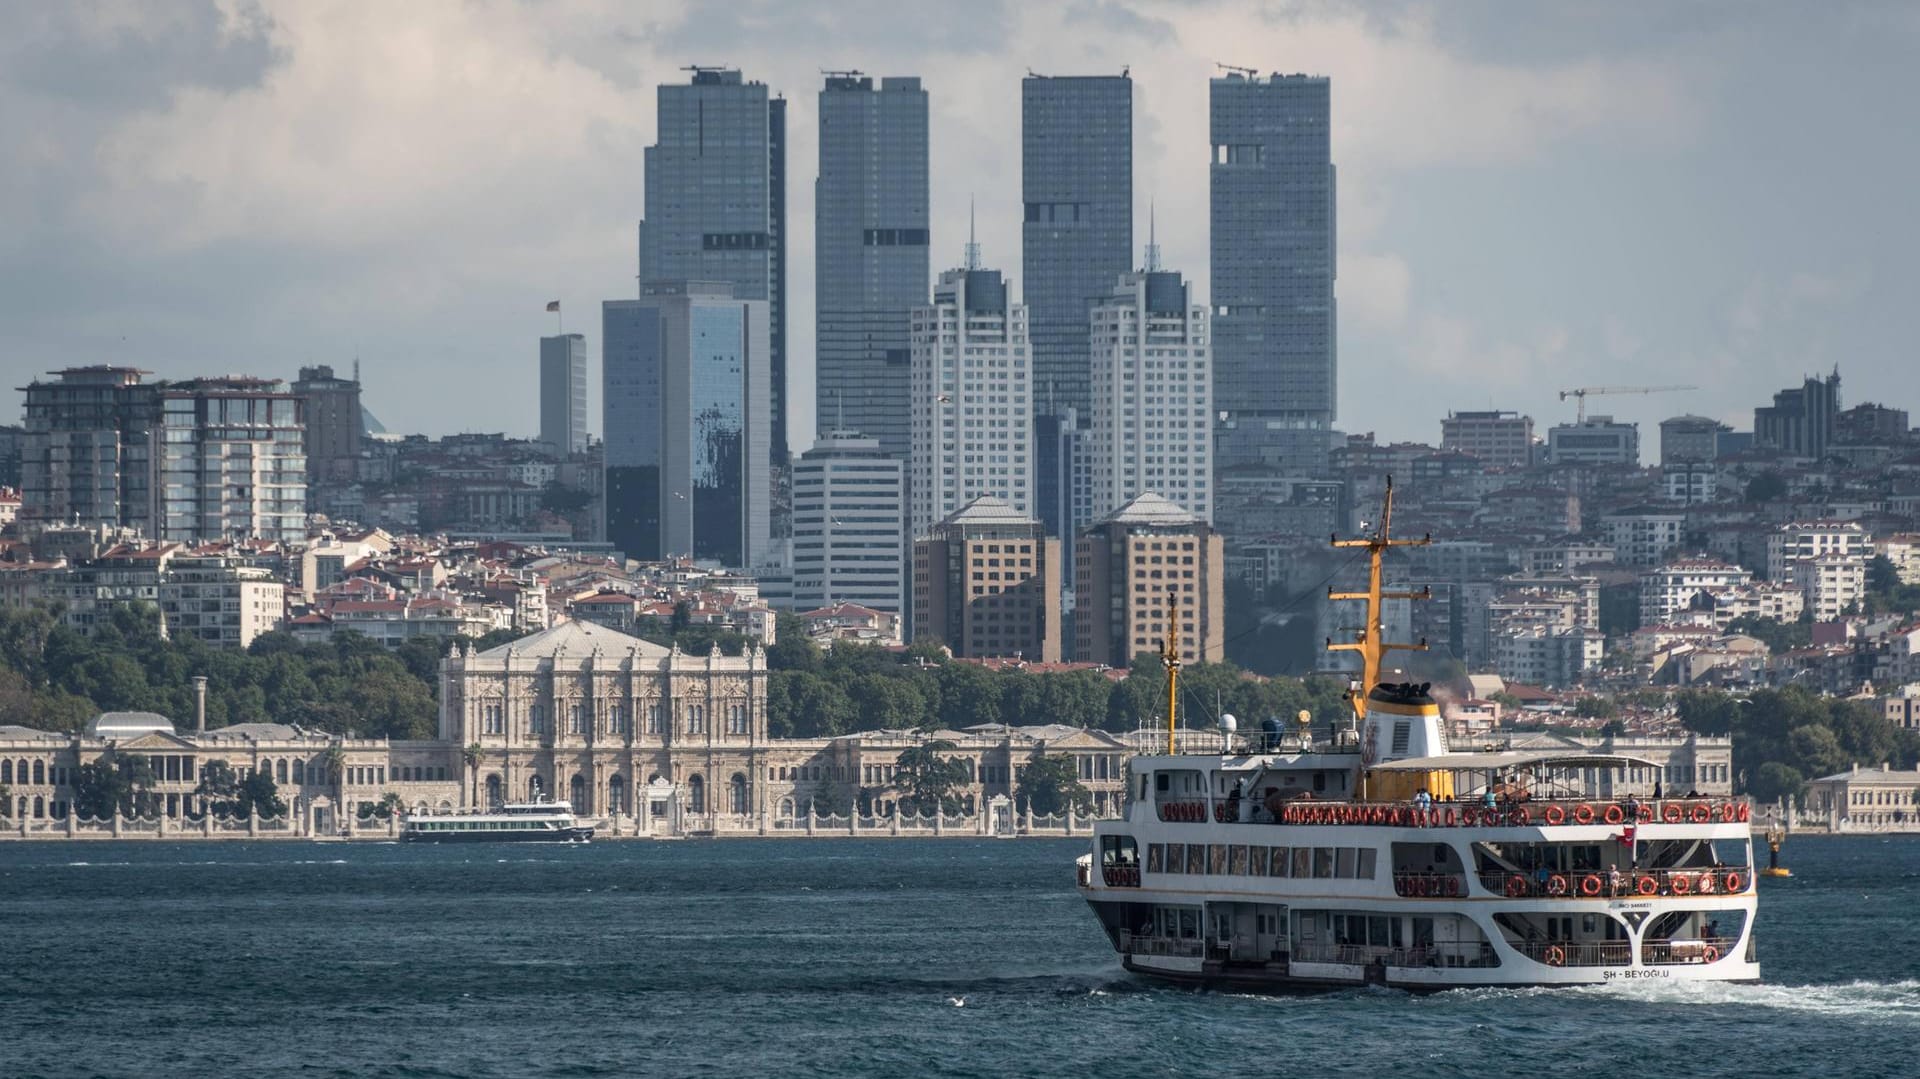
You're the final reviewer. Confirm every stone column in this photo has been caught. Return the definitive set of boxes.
[934,807,945,837]
[248,806,258,837]
[890,803,901,837]
[112,810,122,838]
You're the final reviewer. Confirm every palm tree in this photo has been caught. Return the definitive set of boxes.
[320,743,347,806]
[462,742,487,807]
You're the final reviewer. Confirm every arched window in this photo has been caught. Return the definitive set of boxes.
[608,703,628,736]
[1,760,10,784]
[570,773,588,813]
[608,774,627,815]
[569,702,588,735]
[779,797,795,819]
[485,774,503,807]
[726,703,748,735]
[730,773,749,815]
[276,759,289,783]
[293,759,306,784]
[529,703,548,735]
[688,774,706,814]
[687,704,706,734]
[34,796,45,818]
[32,760,44,785]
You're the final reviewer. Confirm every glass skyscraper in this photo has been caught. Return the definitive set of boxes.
[815,74,928,459]
[1210,71,1337,473]
[639,69,788,471]
[1021,74,1133,420]
[538,333,588,457]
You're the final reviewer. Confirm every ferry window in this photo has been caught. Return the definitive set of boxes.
[1140,775,1150,799]
[1293,848,1312,877]
[1335,848,1356,878]
[1313,848,1334,878]
[1357,848,1378,879]
[1312,772,1327,792]
[1156,773,1170,793]
[1147,844,1164,873]
[1248,847,1267,876]
[1269,847,1289,878]
[1208,844,1227,875]
[1166,843,1185,873]
[1178,910,1198,939]
[1230,845,1248,875]
[1186,845,1205,875]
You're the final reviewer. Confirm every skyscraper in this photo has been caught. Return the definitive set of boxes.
[909,258,1032,540]
[291,364,363,487]
[153,377,307,543]
[19,366,157,531]
[1210,71,1336,473]
[639,68,788,471]
[601,282,771,569]
[1021,73,1133,420]
[815,74,929,459]
[1087,265,1214,523]
[791,432,906,617]
[539,333,588,457]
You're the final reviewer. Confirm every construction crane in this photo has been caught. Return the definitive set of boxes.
[1558,384,1697,423]
[1216,62,1261,78]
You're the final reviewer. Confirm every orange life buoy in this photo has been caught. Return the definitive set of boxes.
[1724,872,1744,893]
[1639,804,1656,823]
[1443,806,1457,827]
[1737,804,1750,823]
[1444,876,1461,897]
[1579,873,1602,897]
[1545,805,1567,825]
[1662,804,1683,824]
[1719,803,1738,823]
[1547,874,1569,897]
[1702,945,1720,963]
[1696,871,1716,894]
[1636,874,1658,896]
[1671,872,1693,895]
[1690,803,1711,823]
[1510,807,1531,827]
[1545,945,1567,967]
[1459,807,1477,827]
[1573,803,1594,825]
[1505,875,1528,898]
[1603,805,1624,825]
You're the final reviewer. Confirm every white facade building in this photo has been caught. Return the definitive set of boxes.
[791,432,907,618]
[910,263,1032,539]
[1782,554,1867,622]
[1768,520,1871,580]
[1639,558,1754,626]
[1601,509,1687,567]
[1087,268,1213,523]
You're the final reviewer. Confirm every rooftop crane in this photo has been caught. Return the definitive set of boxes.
[1558,384,1697,422]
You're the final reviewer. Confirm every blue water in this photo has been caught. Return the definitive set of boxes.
[0,836,1914,1078]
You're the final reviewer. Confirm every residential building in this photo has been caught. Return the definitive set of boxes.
[153,377,307,544]
[1768,520,1871,580]
[1661,461,1718,505]
[1639,558,1754,626]
[908,261,1032,539]
[814,74,928,459]
[1601,508,1687,566]
[18,366,159,531]
[1879,534,1920,585]
[1493,626,1602,687]
[1087,266,1213,523]
[1073,493,1223,667]
[1546,415,1639,466]
[1754,370,1841,459]
[1441,410,1533,468]
[539,333,588,457]
[1659,414,1728,465]
[290,364,363,490]
[639,67,788,472]
[1837,402,1910,444]
[1781,554,1867,622]
[912,496,1061,661]
[600,282,772,570]
[791,432,906,618]
[1210,70,1337,473]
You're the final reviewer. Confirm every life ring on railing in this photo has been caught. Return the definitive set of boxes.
[1510,807,1531,827]
[1505,876,1529,898]
[1639,804,1656,823]
[1574,804,1595,825]
[1737,804,1750,823]
[1690,803,1712,824]
[1580,873,1603,897]
[1545,805,1567,825]
[1636,875,1659,896]
[1702,945,1720,963]
[1662,804,1683,824]
[1671,872,1693,895]
[1444,876,1461,897]
[1719,803,1738,823]
[1724,872,1744,893]
[1544,945,1567,967]
[1696,871,1716,894]
[1443,807,1457,828]
[1547,874,1570,897]
[1603,805,1624,825]
[1459,807,1477,827]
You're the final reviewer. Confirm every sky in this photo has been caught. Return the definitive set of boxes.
[4,0,1917,457]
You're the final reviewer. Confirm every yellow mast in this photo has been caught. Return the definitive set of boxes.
[1327,477,1432,718]
[1163,585,1180,754]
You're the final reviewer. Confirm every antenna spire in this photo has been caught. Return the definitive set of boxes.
[1145,201,1161,272]
[964,196,981,271]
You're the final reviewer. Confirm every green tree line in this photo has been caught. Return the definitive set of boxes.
[1677,686,1920,805]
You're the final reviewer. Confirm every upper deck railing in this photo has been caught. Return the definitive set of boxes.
[1153,797,1748,829]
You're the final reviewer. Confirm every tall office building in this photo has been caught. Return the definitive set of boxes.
[153,377,307,543]
[1755,370,1842,459]
[1546,416,1640,466]
[815,74,929,459]
[791,432,906,617]
[601,282,771,569]
[1440,410,1534,469]
[539,334,588,457]
[1074,493,1225,667]
[639,68,788,471]
[290,364,363,488]
[19,366,158,530]
[909,259,1033,540]
[1210,71,1337,473]
[1087,266,1214,523]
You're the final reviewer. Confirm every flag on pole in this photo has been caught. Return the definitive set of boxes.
[545,300,561,312]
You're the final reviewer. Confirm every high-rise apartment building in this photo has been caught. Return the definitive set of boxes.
[153,377,307,543]
[1547,416,1640,466]
[912,495,1061,660]
[538,334,588,457]
[791,432,906,617]
[1210,71,1337,473]
[1658,415,1730,465]
[909,261,1032,540]
[601,282,771,569]
[815,74,929,459]
[1755,370,1841,460]
[19,366,158,530]
[1073,493,1225,668]
[1441,410,1534,469]
[1087,267,1213,523]
[639,68,788,470]
[290,364,363,488]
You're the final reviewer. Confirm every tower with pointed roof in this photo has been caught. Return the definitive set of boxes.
[1073,492,1225,667]
[911,496,1060,660]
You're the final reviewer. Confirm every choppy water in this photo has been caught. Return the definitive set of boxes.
[0,835,1914,1078]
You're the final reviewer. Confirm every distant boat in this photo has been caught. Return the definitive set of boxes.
[403,800,594,843]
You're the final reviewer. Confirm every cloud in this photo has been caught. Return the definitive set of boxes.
[1342,252,1410,331]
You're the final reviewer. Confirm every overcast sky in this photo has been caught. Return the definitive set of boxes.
[4,1,1916,454]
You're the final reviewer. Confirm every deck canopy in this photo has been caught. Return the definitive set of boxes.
[1369,750,1661,773]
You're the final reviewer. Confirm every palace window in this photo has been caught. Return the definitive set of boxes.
[568,702,588,735]
[647,703,666,734]
[482,703,505,735]
[726,703,748,735]
[687,705,707,735]
[529,703,549,735]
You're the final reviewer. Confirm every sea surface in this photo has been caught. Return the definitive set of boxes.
[0,835,1914,1079]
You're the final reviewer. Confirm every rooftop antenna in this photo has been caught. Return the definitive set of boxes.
[964,196,981,271]
[1145,201,1161,272]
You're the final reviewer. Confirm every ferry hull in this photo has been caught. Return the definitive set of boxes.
[403,827,594,843]
[1117,954,1762,993]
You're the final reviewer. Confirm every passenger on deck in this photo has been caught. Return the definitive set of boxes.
[1482,787,1499,809]
[1652,779,1663,799]
[1609,866,1625,896]
[1623,793,1641,822]
[1414,789,1433,813]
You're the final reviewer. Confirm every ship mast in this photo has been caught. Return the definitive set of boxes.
[1327,476,1431,719]
[1162,585,1181,754]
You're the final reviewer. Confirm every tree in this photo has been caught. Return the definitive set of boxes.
[70,751,156,819]
[240,768,287,819]
[1016,753,1092,816]
[1744,471,1788,504]
[1573,697,1617,720]
[893,740,969,816]
[1751,762,1806,806]
[766,613,821,671]
[321,744,347,806]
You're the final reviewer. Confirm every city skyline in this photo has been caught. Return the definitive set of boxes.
[4,3,1918,457]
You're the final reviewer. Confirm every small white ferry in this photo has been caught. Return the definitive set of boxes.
[1076,482,1759,990]
[403,800,595,843]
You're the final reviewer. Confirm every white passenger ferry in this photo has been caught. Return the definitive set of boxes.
[1076,483,1758,989]
[403,800,594,843]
